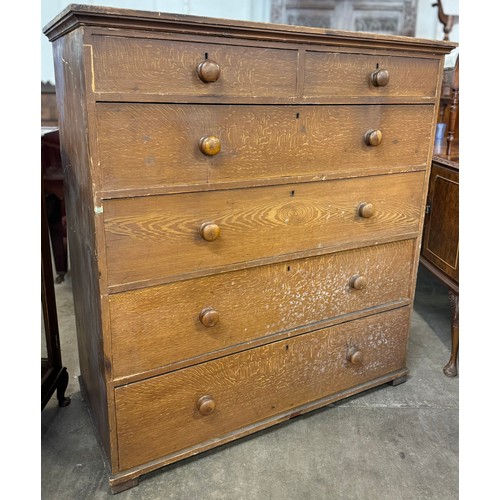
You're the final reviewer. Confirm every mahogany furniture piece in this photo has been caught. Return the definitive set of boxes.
[432,0,459,42]
[420,152,458,376]
[44,5,454,492]
[41,129,70,410]
[41,81,59,127]
[41,127,68,283]
[420,56,459,377]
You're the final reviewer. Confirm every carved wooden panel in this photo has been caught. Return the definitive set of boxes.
[271,0,417,36]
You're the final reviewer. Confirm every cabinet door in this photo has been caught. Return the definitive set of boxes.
[421,162,459,282]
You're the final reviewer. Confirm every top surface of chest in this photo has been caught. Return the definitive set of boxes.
[44,4,454,106]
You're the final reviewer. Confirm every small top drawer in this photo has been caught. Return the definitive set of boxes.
[91,34,298,99]
[303,51,440,99]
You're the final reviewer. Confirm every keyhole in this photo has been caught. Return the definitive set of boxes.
[290,190,295,197]
[287,266,291,271]
[376,63,379,69]
[205,52,208,59]
[296,112,300,119]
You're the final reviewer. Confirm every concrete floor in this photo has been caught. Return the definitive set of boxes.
[41,265,458,499]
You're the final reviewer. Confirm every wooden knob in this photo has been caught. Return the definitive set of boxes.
[200,222,221,241]
[370,69,390,87]
[197,395,216,416]
[358,202,374,219]
[347,347,363,365]
[199,307,219,327]
[199,135,221,156]
[197,60,220,83]
[364,129,383,146]
[349,274,367,290]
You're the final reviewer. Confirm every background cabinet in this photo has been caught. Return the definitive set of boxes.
[420,55,459,377]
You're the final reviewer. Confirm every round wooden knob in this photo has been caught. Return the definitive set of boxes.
[347,347,363,365]
[200,222,221,241]
[199,307,219,327]
[364,129,383,146]
[197,60,220,83]
[358,202,374,219]
[199,135,221,156]
[370,69,390,87]
[349,274,367,290]
[197,395,216,416]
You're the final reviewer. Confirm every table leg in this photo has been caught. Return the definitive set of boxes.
[443,291,459,377]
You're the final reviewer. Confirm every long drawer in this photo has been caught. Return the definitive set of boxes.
[109,239,414,379]
[96,103,433,193]
[114,306,410,471]
[103,172,425,287]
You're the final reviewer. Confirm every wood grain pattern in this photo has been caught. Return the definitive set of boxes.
[44,4,454,491]
[109,239,414,379]
[91,35,298,97]
[96,103,433,192]
[115,306,410,471]
[103,172,425,287]
[52,29,112,461]
[304,51,440,98]
[44,5,456,57]
[421,161,459,282]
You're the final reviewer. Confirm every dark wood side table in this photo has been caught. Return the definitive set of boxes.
[420,140,459,376]
[42,128,70,409]
[41,127,68,283]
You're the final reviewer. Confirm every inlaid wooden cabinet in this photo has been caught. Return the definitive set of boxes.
[44,5,454,493]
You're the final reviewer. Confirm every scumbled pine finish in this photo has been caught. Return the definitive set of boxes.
[43,4,455,493]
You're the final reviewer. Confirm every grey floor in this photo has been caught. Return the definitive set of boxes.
[41,265,458,500]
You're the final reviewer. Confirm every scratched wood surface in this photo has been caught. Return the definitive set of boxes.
[44,4,455,490]
[92,34,298,97]
[109,239,414,379]
[421,161,459,281]
[51,28,114,464]
[115,306,410,471]
[103,172,425,287]
[96,103,433,192]
[304,51,439,98]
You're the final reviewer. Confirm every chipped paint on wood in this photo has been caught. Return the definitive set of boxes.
[109,239,414,379]
[114,307,410,470]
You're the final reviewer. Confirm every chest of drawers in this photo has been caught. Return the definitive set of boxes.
[44,5,454,493]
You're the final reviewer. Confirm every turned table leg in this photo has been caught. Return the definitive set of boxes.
[443,291,459,377]
[57,367,71,407]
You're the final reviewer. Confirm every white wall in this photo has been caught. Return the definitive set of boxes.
[41,0,271,84]
[41,0,457,84]
[416,0,458,42]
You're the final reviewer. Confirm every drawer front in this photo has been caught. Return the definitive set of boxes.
[91,35,298,98]
[96,103,433,192]
[110,239,414,379]
[115,306,410,470]
[304,51,440,98]
[104,172,425,287]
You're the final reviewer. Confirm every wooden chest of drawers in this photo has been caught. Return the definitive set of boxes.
[44,5,454,493]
